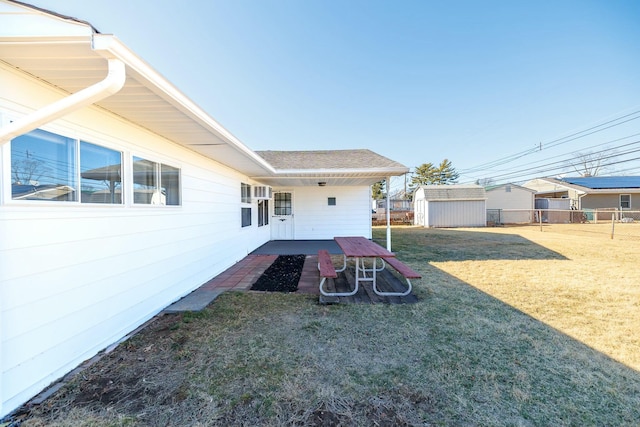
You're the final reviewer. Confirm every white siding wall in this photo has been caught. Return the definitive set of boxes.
[427,200,486,228]
[486,186,535,224]
[284,185,371,239]
[0,65,270,416]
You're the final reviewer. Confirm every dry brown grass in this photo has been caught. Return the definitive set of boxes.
[419,225,640,371]
[11,225,640,426]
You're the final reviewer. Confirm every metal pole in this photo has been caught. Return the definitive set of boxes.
[611,213,615,239]
[539,210,542,232]
[386,176,391,251]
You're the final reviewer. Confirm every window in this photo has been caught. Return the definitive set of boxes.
[258,200,269,226]
[11,129,77,201]
[274,192,292,215]
[133,156,181,205]
[241,207,252,227]
[80,141,122,203]
[241,183,251,203]
[620,194,631,209]
[328,197,336,206]
[505,186,511,193]
[10,129,123,204]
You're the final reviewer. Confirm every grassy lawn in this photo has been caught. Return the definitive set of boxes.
[18,226,640,426]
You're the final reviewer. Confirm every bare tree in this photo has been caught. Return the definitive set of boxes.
[11,150,50,185]
[475,177,495,187]
[568,150,616,177]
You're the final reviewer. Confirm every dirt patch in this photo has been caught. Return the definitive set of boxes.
[250,254,306,292]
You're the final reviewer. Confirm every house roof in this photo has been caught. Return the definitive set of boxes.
[560,176,640,189]
[0,1,407,187]
[254,149,408,186]
[417,184,487,201]
[524,177,640,195]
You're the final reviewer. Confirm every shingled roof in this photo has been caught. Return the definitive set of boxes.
[255,149,406,171]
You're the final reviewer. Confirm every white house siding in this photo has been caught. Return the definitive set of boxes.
[281,185,371,240]
[426,200,486,228]
[486,185,535,224]
[0,64,270,415]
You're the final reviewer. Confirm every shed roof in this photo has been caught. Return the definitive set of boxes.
[417,184,487,201]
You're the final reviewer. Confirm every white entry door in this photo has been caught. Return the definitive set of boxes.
[271,191,294,240]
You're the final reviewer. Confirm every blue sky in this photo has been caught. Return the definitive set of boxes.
[29,0,640,192]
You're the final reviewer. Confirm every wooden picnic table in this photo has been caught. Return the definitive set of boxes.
[323,236,396,297]
[334,236,396,258]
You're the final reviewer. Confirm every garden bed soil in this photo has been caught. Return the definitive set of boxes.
[250,254,306,292]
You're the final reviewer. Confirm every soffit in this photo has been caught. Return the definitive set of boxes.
[0,35,273,176]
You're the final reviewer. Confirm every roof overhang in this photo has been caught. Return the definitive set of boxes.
[0,1,409,187]
[253,167,408,187]
[0,1,275,176]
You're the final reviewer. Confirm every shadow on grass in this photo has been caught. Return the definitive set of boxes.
[11,228,637,426]
[415,260,640,425]
[375,226,568,262]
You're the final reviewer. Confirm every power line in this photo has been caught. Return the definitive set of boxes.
[459,110,640,174]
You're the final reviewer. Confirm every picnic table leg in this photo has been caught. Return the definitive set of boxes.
[319,256,359,297]
[373,277,413,297]
[336,254,347,272]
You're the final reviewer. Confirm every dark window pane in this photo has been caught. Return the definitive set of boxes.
[274,192,291,215]
[258,200,269,226]
[241,207,252,227]
[80,141,122,204]
[161,164,181,206]
[241,183,251,203]
[11,129,77,201]
[133,157,158,204]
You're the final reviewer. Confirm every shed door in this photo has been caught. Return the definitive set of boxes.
[271,191,294,240]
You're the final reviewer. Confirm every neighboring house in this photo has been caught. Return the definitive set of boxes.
[485,183,536,224]
[523,176,640,212]
[413,184,487,228]
[0,1,408,417]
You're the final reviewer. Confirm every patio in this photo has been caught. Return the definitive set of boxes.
[164,240,418,311]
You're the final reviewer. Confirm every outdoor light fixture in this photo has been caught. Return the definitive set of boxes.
[318,182,327,186]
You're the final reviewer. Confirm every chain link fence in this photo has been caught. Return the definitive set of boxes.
[487,209,640,240]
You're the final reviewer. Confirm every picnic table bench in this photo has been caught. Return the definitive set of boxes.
[318,237,421,297]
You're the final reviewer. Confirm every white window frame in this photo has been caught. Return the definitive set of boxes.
[258,199,269,227]
[620,194,631,210]
[7,127,126,205]
[132,155,182,206]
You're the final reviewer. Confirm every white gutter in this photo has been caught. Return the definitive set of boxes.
[0,56,126,145]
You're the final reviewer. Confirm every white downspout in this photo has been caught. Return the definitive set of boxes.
[386,175,392,251]
[0,58,126,145]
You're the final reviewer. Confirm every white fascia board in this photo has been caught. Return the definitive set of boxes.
[92,34,276,175]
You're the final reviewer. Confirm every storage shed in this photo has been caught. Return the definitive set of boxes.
[413,184,487,228]
[485,183,536,224]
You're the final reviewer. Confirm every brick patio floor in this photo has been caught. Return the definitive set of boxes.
[197,254,320,295]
